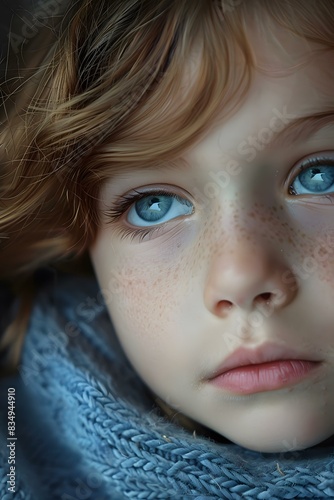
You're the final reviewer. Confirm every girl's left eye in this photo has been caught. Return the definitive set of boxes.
[289,156,334,195]
[106,189,194,228]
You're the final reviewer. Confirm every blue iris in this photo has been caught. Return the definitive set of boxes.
[298,166,334,192]
[128,194,193,226]
[135,195,173,222]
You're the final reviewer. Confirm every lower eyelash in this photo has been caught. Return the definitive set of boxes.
[112,224,165,242]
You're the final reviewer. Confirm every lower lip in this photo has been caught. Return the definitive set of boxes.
[210,360,321,395]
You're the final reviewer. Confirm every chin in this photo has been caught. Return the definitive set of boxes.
[218,426,334,454]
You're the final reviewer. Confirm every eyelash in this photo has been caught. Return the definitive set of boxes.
[299,155,334,171]
[104,188,183,242]
[110,225,164,242]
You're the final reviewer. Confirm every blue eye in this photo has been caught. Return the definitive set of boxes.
[127,192,193,227]
[289,157,334,195]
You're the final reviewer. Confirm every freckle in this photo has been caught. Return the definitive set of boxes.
[317,246,328,257]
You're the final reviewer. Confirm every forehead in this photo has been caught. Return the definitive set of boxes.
[184,28,334,161]
[236,19,333,107]
[182,17,333,139]
[247,18,334,90]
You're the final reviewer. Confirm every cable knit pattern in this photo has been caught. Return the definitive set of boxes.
[0,271,333,499]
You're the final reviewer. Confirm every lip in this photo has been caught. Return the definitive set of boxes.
[208,341,323,394]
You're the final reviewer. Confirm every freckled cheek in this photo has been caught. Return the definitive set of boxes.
[285,205,334,281]
[105,259,186,347]
[105,272,202,389]
[304,234,334,285]
[104,222,203,333]
[111,279,171,336]
[103,244,206,363]
[93,220,213,379]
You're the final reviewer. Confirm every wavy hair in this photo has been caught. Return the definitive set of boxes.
[1,0,334,374]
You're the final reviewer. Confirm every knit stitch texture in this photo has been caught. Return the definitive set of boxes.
[0,270,333,499]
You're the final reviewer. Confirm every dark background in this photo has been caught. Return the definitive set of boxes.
[0,0,63,112]
[1,0,35,65]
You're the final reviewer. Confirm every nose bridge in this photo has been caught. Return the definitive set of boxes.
[231,213,276,259]
[215,198,274,255]
[211,230,280,296]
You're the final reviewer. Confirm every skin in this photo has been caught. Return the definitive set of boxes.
[89,21,334,453]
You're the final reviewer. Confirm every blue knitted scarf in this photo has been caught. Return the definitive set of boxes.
[0,270,333,499]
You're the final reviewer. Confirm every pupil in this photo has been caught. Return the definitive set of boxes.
[149,197,161,210]
[311,168,320,177]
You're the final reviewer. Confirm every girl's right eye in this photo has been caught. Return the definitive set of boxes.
[127,192,194,226]
[105,188,194,228]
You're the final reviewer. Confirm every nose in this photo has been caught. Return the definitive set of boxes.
[204,242,297,318]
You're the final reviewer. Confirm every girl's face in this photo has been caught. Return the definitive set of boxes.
[89,25,334,452]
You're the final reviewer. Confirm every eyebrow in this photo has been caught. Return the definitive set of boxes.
[114,109,334,176]
[268,110,334,150]
[153,110,334,171]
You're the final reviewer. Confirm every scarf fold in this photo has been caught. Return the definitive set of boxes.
[1,270,333,499]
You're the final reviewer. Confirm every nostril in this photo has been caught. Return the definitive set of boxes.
[256,292,272,304]
[262,293,272,300]
[216,300,233,315]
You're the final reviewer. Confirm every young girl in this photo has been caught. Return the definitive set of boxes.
[1,0,334,497]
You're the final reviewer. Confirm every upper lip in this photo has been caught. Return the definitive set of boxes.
[208,341,322,379]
